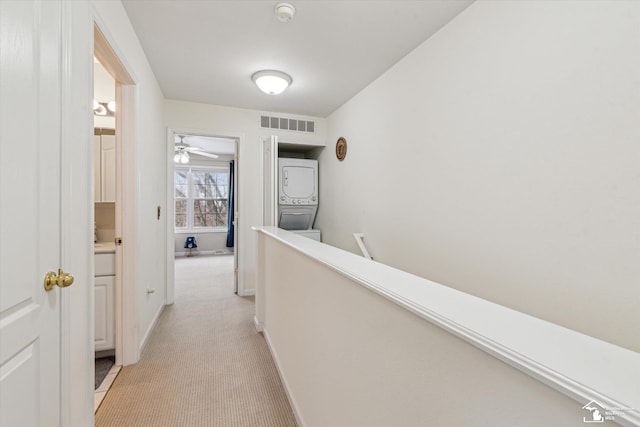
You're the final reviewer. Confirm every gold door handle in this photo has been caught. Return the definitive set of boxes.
[44,268,75,291]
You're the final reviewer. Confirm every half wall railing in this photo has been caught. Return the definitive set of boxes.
[254,226,639,427]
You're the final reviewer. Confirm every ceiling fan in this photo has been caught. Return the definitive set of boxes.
[174,135,219,164]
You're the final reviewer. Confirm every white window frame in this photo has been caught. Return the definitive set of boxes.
[174,165,230,233]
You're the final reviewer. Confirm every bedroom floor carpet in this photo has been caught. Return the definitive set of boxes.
[95,254,297,427]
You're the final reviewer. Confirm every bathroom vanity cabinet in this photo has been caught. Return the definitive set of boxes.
[94,247,115,351]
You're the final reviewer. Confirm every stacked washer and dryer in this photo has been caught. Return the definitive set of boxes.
[277,158,321,241]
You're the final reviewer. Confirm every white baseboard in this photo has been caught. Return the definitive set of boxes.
[263,329,305,427]
[239,289,255,297]
[175,249,233,257]
[138,304,165,355]
[253,315,263,332]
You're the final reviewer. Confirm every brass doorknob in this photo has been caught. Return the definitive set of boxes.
[44,268,75,291]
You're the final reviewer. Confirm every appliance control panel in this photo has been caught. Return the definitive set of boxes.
[280,196,317,205]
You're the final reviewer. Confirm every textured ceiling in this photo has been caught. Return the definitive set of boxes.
[122,0,473,118]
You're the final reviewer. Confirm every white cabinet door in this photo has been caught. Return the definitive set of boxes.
[94,276,115,351]
[94,135,102,202]
[101,134,116,203]
[1,1,63,425]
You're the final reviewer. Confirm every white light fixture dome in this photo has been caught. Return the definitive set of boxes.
[252,70,292,95]
[274,2,296,22]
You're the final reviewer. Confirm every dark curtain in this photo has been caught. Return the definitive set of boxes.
[226,160,235,247]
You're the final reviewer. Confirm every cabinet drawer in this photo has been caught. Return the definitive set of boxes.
[95,253,115,276]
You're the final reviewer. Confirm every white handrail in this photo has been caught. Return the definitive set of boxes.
[353,233,373,260]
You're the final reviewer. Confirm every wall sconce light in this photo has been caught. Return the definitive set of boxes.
[252,70,292,95]
[93,100,115,116]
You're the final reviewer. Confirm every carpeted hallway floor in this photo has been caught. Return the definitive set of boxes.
[95,255,297,427]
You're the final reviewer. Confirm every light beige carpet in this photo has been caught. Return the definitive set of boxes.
[95,255,297,427]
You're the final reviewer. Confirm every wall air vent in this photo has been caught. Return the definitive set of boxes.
[260,115,315,133]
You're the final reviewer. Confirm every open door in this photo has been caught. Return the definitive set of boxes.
[1,1,93,425]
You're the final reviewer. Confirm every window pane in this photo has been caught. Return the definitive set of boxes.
[213,200,228,227]
[192,172,206,186]
[214,200,228,216]
[193,200,207,227]
[175,184,188,199]
[175,214,187,228]
[192,199,228,228]
[193,210,205,227]
[216,173,228,186]
[193,183,207,198]
[175,200,187,213]
[174,171,188,185]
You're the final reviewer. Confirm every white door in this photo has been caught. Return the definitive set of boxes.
[1,1,92,425]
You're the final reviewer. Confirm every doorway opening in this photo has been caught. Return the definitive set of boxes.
[166,130,240,302]
[92,55,120,409]
[93,23,138,412]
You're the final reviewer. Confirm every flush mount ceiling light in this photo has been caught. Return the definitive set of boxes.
[252,70,292,95]
[274,2,296,22]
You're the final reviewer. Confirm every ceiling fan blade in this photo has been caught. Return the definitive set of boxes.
[184,147,218,159]
[188,150,219,159]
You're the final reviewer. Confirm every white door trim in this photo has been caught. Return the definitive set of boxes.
[93,13,139,367]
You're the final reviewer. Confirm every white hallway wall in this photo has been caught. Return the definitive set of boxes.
[94,0,167,355]
[316,0,640,352]
[164,100,326,294]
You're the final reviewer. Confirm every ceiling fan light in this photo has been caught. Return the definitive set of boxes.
[252,70,292,95]
[107,100,116,112]
[93,99,100,110]
[174,150,190,164]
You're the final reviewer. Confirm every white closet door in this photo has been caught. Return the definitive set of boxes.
[0,1,64,425]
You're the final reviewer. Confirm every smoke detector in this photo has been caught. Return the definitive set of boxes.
[274,2,296,22]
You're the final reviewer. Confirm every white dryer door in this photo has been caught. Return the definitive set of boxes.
[282,166,315,199]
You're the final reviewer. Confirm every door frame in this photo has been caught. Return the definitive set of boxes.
[93,17,139,367]
[166,128,243,303]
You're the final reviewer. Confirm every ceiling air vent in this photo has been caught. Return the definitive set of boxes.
[260,115,315,133]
